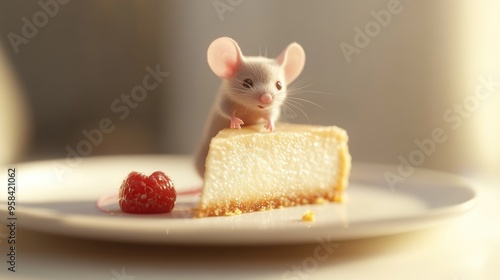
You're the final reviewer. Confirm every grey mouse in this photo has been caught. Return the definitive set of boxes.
[195,37,306,177]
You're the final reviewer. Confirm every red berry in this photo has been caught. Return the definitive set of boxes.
[118,171,176,214]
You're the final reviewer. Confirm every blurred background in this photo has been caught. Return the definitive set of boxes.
[0,0,499,178]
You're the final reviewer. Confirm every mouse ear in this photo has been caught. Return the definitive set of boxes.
[207,37,243,79]
[277,43,306,84]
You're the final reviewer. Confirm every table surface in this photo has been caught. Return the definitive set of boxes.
[1,177,499,280]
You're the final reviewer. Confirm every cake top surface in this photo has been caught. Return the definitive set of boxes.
[215,123,348,140]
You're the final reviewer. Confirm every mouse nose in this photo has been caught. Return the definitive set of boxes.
[260,93,273,104]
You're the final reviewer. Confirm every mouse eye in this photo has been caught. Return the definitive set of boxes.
[275,81,282,90]
[242,79,253,89]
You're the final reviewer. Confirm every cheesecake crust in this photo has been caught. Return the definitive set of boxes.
[195,189,341,218]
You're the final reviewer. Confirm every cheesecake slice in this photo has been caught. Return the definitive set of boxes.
[195,123,351,218]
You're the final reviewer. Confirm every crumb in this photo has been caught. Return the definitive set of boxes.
[224,208,243,216]
[301,210,315,222]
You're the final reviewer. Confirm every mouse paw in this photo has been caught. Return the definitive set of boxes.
[230,117,244,129]
[264,121,275,132]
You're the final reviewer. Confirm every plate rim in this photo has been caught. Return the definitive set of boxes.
[0,155,477,245]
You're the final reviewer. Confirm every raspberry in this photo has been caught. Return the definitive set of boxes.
[118,171,176,214]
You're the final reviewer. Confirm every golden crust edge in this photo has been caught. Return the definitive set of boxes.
[194,190,341,218]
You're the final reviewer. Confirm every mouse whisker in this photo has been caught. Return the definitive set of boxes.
[289,89,339,96]
[287,97,327,111]
[287,79,317,91]
[280,103,298,120]
[284,98,306,108]
[233,87,254,96]
[246,85,259,96]
[232,80,259,96]
[283,101,311,124]
[288,79,339,97]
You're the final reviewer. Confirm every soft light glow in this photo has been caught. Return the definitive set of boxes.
[466,0,500,176]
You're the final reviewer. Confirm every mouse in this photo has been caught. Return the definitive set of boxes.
[195,37,306,177]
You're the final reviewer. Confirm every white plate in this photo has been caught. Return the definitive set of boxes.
[0,155,476,245]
